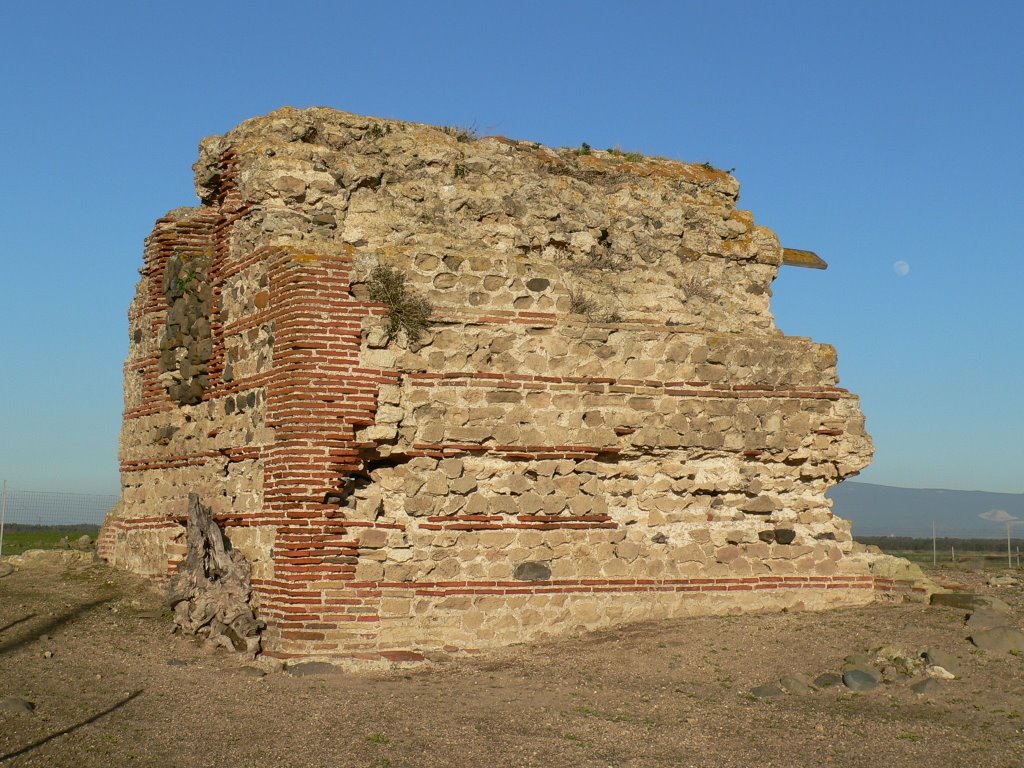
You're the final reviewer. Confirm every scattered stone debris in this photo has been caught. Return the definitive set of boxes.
[926,667,956,681]
[843,653,873,668]
[958,597,1024,654]
[5,549,99,567]
[814,672,844,689]
[870,645,925,679]
[923,647,959,678]
[988,575,1020,588]
[285,662,343,677]
[749,580,1024,700]
[966,609,1009,632]
[930,592,1011,613]
[909,677,944,696]
[969,627,1024,654]
[750,683,786,698]
[778,673,815,696]
[0,696,35,714]
[753,640,967,700]
[842,667,881,692]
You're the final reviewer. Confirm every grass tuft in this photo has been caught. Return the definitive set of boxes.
[368,265,433,343]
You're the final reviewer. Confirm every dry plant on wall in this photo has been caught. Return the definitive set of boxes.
[441,124,479,143]
[681,276,714,302]
[567,286,598,318]
[565,285,625,324]
[562,249,627,275]
[368,265,433,343]
[558,228,627,276]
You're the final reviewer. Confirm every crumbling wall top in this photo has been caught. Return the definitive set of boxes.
[191,106,786,333]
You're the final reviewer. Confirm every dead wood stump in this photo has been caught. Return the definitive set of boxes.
[166,493,263,656]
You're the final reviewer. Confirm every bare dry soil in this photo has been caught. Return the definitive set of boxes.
[1,551,1022,768]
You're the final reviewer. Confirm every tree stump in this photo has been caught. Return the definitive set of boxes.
[166,493,263,655]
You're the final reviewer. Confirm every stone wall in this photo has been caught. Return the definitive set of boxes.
[101,107,917,661]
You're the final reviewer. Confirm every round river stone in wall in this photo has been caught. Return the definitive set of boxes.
[774,529,797,545]
[433,273,458,289]
[525,277,551,292]
[514,561,552,581]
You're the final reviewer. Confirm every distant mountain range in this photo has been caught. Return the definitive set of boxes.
[828,482,1024,538]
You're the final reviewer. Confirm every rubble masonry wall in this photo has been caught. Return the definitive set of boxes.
[100,107,908,661]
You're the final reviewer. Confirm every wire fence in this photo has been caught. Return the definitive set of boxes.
[0,483,119,557]
[848,522,1024,539]
[853,522,1024,569]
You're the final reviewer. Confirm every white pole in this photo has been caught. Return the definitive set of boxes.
[0,480,7,559]
[1009,522,1013,569]
[932,521,937,566]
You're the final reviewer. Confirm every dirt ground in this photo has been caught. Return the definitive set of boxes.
[1,552,1022,768]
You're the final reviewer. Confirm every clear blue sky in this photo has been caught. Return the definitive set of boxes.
[1,1,1021,495]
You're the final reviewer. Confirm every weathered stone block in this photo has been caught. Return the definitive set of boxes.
[513,561,552,581]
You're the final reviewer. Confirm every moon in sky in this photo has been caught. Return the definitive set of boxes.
[893,260,910,277]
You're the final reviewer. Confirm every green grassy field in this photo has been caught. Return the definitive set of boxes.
[0,524,100,556]
[887,550,1021,569]
[859,536,1023,570]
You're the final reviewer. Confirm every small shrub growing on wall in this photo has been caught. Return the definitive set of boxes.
[567,286,597,317]
[441,124,479,143]
[681,276,714,301]
[368,265,433,342]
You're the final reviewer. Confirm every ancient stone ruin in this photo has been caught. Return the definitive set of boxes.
[100,107,920,662]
